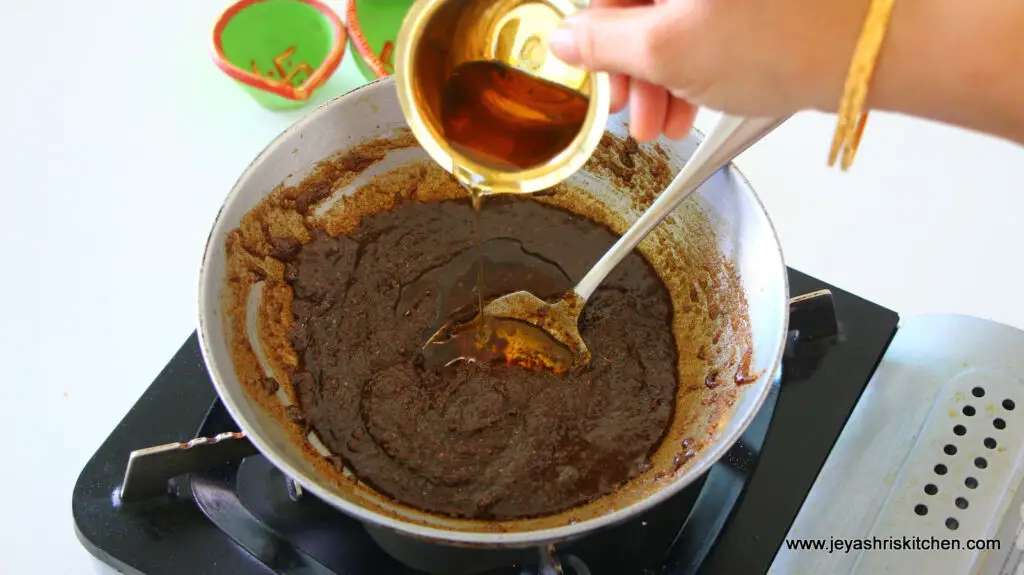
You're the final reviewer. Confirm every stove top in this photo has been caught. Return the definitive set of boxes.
[73,268,898,575]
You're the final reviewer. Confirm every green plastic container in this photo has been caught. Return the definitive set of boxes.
[346,0,415,82]
[211,0,347,110]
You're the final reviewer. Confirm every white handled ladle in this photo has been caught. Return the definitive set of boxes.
[426,114,787,373]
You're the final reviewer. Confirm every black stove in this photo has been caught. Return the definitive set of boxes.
[73,268,898,575]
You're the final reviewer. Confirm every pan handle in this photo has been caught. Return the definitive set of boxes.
[537,544,592,575]
[783,289,840,383]
[538,544,564,575]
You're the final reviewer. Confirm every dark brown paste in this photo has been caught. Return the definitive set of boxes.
[284,197,679,520]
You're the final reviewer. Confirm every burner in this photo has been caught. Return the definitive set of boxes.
[73,268,898,575]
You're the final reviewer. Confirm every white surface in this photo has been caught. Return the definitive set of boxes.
[0,0,1023,573]
[771,315,1024,574]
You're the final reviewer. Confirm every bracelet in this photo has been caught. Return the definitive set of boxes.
[828,0,897,170]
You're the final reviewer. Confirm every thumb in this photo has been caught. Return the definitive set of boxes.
[547,6,668,81]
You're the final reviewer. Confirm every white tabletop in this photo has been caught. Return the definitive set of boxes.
[1,1,1023,573]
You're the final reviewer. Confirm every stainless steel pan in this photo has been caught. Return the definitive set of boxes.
[197,76,789,551]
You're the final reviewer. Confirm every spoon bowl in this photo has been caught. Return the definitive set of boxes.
[480,289,590,372]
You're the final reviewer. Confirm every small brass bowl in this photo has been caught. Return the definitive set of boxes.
[394,0,611,194]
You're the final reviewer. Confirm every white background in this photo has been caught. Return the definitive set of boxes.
[1,0,1022,573]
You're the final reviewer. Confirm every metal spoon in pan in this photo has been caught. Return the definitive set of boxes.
[424,114,787,374]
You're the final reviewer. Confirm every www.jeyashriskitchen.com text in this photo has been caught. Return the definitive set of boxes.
[784,536,1001,554]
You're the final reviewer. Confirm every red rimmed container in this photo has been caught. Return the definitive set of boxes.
[211,0,347,110]
[346,0,414,81]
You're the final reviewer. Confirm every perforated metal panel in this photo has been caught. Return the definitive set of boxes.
[853,368,1024,573]
[772,315,1024,575]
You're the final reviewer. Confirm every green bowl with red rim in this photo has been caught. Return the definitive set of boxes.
[211,0,347,110]
[347,0,414,81]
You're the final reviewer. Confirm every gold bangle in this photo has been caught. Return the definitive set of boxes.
[829,0,897,170]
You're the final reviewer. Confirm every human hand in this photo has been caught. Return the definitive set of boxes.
[546,0,870,142]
